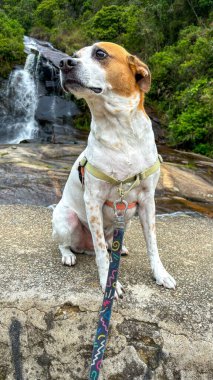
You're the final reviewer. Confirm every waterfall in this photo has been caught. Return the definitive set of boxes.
[1,54,38,144]
[0,36,81,144]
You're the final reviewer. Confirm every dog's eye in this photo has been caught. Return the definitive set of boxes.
[95,49,108,60]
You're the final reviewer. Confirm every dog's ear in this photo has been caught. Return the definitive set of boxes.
[128,55,151,93]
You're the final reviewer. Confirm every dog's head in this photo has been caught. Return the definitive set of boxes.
[59,42,151,102]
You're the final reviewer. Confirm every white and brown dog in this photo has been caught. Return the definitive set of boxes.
[52,42,176,297]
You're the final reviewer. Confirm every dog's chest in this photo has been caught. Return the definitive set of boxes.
[87,127,157,182]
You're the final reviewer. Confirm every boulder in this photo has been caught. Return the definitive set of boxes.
[0,205,212,379]
[35,96,80,124]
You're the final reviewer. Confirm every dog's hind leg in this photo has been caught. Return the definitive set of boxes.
[52,204,86,266]
[59,244,77,266]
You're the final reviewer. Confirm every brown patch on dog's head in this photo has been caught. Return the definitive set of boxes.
[128,55,151,93]
[95,42,151,99]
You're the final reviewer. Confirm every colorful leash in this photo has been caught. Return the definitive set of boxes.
[89,199,128,380]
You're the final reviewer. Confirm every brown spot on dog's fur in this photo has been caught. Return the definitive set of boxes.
[96,42,139,98]
[98,241,106,250]
[96,42,150,114]
[90,215,98,224]
[138,92,147,113]
[96,230,102,239]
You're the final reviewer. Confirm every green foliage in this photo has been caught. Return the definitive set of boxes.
[149,25,213,156]
[0,11,25,77]
[34,0,64,28]
[1,0,212,156]
[85,5,128,41]
[168,78,213,153]
[2,0,39,31]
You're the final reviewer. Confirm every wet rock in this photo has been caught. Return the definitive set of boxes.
[35,95,80,124]
[0,143,212,217]
[157,145,213,217]
[0,143,85,206]
[35,95,81,143]
[24,36,69,69]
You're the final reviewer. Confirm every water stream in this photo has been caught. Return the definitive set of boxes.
[1,54,38,144]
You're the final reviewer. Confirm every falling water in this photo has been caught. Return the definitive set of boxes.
[0,54,38,144]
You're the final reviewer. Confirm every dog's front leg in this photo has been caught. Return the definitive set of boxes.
[85,199,109,291]
[84,183,123,298]
[138,194,176,289]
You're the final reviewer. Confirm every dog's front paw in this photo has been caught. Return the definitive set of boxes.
[101,278,125,300]
[62,252,76,266]
[153,263,176,289]
[115,280,125,300]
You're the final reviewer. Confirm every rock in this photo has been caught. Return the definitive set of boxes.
[145,106,165,144]
[101,346,147,379]
[35,96,80,124]
[0,144,212,217]
[0,143,86,206]
[35,95,81,143]
[24,36,69,69]
[0,205,212,379]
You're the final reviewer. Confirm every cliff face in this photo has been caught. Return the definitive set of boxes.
[0,205,212,379]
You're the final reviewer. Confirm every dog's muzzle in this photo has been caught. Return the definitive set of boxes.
[59,57,102,94]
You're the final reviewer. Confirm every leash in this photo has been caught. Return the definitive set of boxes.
[89,199,128,380]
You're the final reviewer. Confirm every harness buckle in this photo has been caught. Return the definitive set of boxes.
[158,154,163,163]
[118,182,125,200]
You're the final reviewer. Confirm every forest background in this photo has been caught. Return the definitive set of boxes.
[0,0,212,157]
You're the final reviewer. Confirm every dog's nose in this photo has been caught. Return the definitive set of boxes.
[59,57,77,71]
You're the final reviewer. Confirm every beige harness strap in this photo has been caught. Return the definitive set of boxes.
[80,155,162,193]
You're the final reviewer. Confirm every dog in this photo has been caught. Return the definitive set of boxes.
[52,42,176,298]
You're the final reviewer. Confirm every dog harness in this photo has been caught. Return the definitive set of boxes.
[78,155,163,208]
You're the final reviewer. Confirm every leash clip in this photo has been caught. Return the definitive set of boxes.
[113,199,128,228]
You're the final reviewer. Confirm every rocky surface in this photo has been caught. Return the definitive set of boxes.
[0,143,85,206]
[24,36,69,69]
[0,205,212,379]
[0,143,212,217]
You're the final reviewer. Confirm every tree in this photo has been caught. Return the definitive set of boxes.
[0,11,25,77]
[149,25,213,156]
[2,0,39,31]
